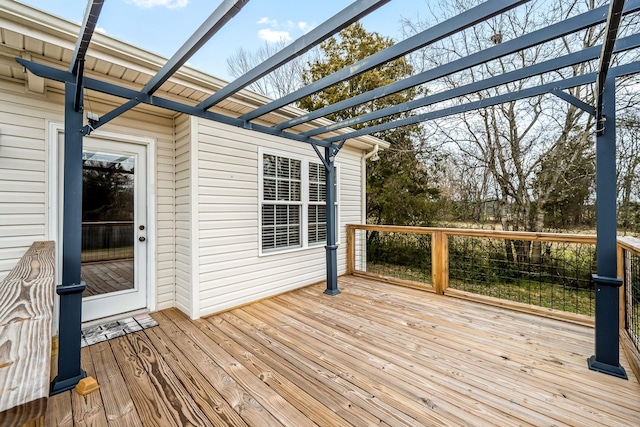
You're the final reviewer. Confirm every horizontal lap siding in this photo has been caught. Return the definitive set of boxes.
[0,84,55,279]
[174,115,191,316]
[156,131,175,310]
[338,145,363,253]
[196,119,363,317]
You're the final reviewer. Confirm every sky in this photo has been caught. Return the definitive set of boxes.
[19,0,430,81]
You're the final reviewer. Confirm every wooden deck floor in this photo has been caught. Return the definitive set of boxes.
[47,276,640,426]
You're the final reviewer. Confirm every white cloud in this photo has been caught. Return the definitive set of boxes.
[126,0,188,9]
[298,21,314,33]
[257,17,277,26]
[258,28,292,43]
[95,26,108,35]
[256,16,314,42]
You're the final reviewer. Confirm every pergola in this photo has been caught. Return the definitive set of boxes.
[17,0,639,394]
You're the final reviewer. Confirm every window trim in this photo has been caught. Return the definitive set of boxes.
[258,147,340,256]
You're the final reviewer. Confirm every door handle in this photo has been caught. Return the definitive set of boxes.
[139,236,146,242]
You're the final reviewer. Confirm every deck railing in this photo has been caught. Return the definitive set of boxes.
[347,225,598,323]
[347,224,640,354]
[618,236,640,358]
[81,221,134,262]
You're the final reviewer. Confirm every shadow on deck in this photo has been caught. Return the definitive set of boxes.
[47,275,640,426]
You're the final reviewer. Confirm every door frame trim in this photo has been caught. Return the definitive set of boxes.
[47,122,157,329]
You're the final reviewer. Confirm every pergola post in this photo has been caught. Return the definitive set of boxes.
[587,75,627,379]
[50,82,87,395]
[324,146,340,296]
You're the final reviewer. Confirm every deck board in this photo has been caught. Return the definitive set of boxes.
[70,346,108,427]
[143,325,251,426]
[88,341,142,427]
[109,333,180,426]
[154,311,285,427]
[51,276,640,426]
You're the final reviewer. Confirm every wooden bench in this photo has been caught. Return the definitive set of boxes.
[0,241,56,427]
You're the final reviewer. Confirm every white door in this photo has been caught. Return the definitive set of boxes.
[58,135,148,322]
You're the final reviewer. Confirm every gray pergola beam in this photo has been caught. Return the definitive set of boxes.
[86,0,248,132]
[50,0,106,395]
[17,58,334,149]
[551,89,596,116]
[308,32,640,139]
[281,0,640,132]
[50,82,88,396]
[196,0,391,110]
[69,0,104,75]
[322,60,640,143]
[596,0,626,131]
[70,0,104,111]
[588,75,627,379]
[239,0,532,122]
[144,0,248,95]
[588,0,628,380]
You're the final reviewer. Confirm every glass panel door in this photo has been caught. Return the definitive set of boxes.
[57,133,148,322]
[79,138,148,322]
[81,151,136,297]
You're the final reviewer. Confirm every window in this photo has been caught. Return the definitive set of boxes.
[308,162,327,245]
[260,150,339,254]
[261,154,302,251]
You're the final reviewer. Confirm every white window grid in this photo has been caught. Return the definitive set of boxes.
[259,148,340,256]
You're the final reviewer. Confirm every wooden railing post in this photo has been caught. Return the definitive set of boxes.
[617,243,625,330]
[432,231,449,295]
[347,225,355,275]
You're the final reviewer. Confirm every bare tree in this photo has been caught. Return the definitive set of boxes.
[617,111,640,234]
[402,0,636,236]
[397,0,640,266]
[226,40,305,99]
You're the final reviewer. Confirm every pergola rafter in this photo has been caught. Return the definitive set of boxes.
[82,0,249,133]
[69,0,104,112]
[238,0,531,122]
[196,0,391,110]
[321,60,640,143]
[17,0,638,393]
[283,0,640,133]
[306,32,640,139]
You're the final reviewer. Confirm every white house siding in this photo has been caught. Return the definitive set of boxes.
[155,121,176,310]
[0,79,176,312]
[0,82,51,277]
[173,114,193,316]
[195,119,363,317]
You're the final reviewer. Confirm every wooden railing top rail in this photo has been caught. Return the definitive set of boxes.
[618,236,640,254]
[0,241,55,426]
[347,224,598,244]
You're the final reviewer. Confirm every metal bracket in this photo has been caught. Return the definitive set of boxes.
[596,114,607,136]
[312,139,344,168]
[550,89,596,116]
[591,274,623,287]
[73,61,84,113]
